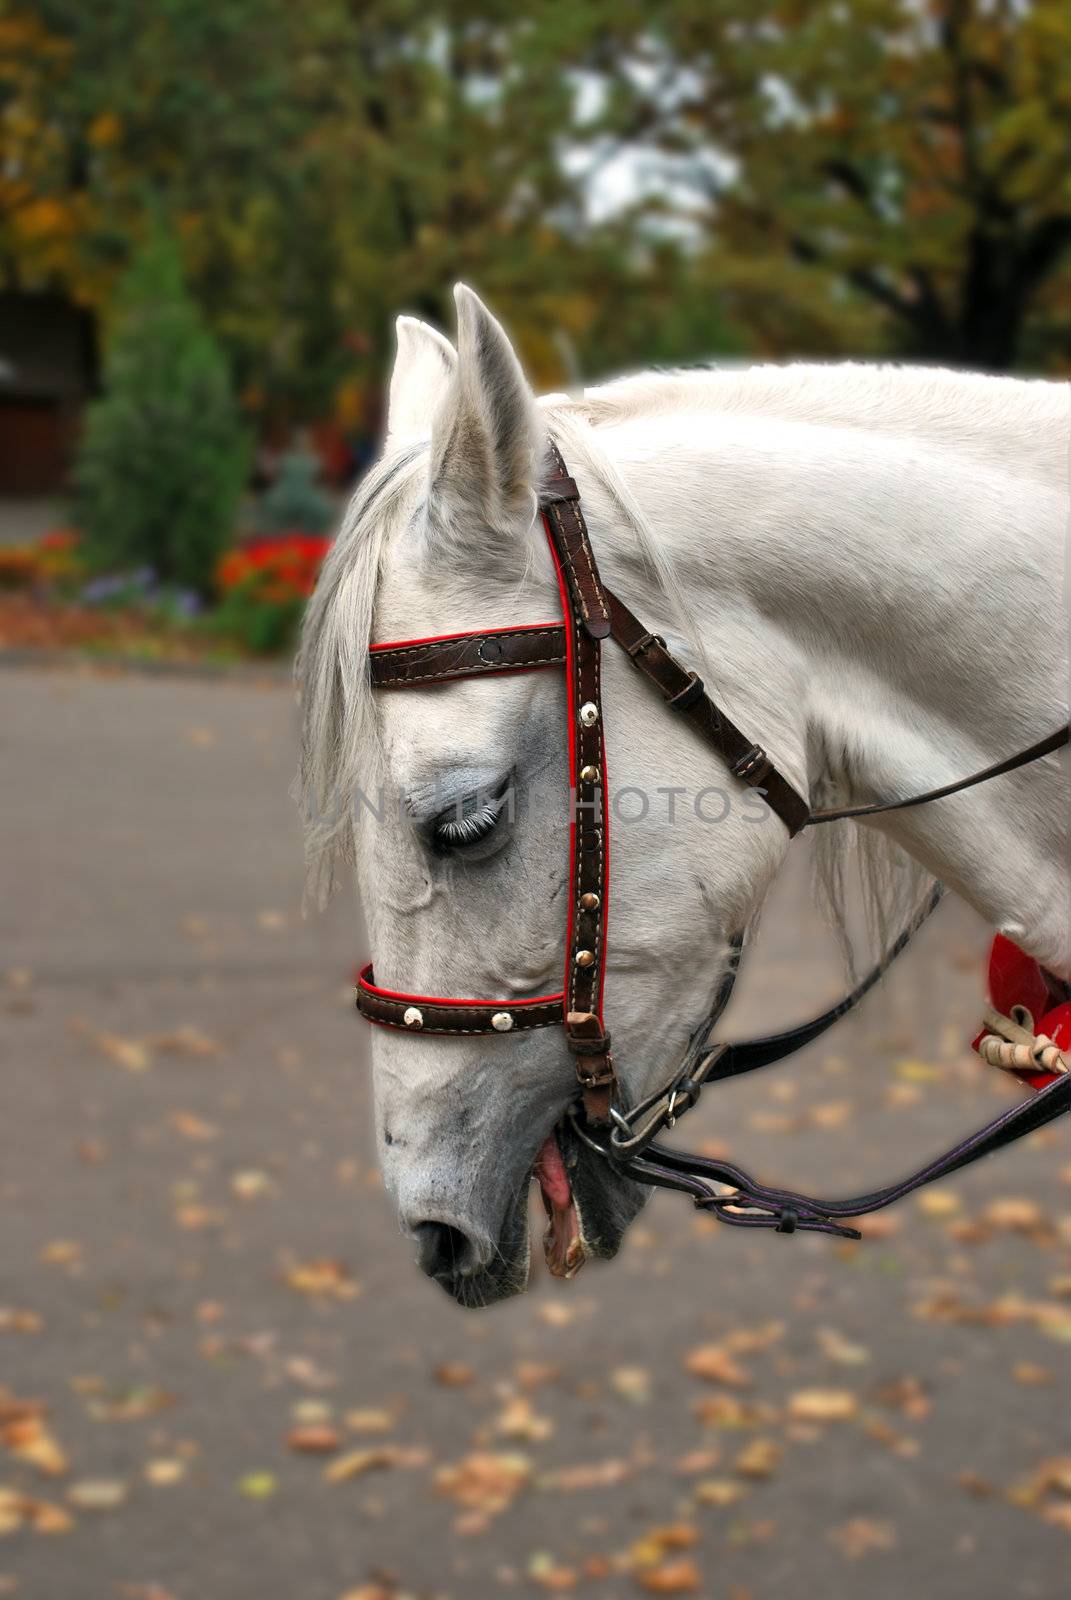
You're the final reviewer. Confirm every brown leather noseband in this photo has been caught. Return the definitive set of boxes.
[355,445,1070,1239]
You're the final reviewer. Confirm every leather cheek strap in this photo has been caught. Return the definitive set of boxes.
[541,445,616,1121]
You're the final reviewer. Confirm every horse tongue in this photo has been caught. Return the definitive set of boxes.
[533,1132,584,1279]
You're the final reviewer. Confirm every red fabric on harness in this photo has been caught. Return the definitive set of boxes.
[543,512,611,1023]
[369,620,561,652]
[355,962,563,1011]
[972,934,1070,1090]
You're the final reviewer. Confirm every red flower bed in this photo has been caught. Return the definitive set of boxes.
[218,534,332,600]
[214,532,332,652]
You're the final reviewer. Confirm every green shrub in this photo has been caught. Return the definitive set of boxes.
[74,231,248,595]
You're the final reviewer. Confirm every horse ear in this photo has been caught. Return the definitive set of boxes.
[386,317,457,445]
[427,285,543,542]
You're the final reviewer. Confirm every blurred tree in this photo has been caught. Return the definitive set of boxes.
[74,230,248,592]
[585,0,1071,370]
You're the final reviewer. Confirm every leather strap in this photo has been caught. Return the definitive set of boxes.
[356,965,563,1034]
[807,724,1069,825]
[542,444,612,640]
[539,450,615,1120]
[370,624,565,688]
[602,588,811,836]
[630,1061,1071,1238]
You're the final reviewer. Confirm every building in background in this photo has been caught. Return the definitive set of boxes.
[0,293,97,494]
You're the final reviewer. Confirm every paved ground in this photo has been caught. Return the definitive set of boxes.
[1,664,1068,1600]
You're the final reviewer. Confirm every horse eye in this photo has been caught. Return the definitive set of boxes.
[432,785,510,851]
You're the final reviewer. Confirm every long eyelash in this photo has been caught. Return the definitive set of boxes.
[435,802,501,846]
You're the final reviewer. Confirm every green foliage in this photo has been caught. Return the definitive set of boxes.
[210,585,304,655]
[73,231,248,593]
[4,0,1069,395]
[257,449,334,535]
[571,0,1071,370]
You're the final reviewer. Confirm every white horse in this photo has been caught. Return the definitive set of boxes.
[296,286,1069,1306]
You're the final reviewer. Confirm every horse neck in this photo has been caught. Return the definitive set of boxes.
[575,404,1069,974]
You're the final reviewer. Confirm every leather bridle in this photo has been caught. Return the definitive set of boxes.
[356,445,1071,1239]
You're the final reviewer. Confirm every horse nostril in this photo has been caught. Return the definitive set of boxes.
[412,1220,479,1280]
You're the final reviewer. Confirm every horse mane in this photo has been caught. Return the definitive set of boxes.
[293,443,427,909]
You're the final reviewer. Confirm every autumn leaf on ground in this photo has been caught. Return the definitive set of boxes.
[527,1551,578,1591]
[849,1213,900,1239]
[537,1303,576,1328]
[494,1396,554,1442]
[86,1384,175,1421]
[693,1395,773,1429]
[629,1524,698,1569]
[957,1471,995,1499]
[236,1472,277,1499]
[1012,1362,1053,1386]
[282,1258,360,1300]
[637,1559,702,1593]
[733,1439,782,1480]
[231,1168,272,1199]
[70,1019,151,1072]
[169,1111,218,1141]
[344,1409,395,1433]
[538,1458,632,1491]
[1,1408,68,1476]
[0,1308,43,1334]
[0,1487,72,1535]
[287,1426,341,1454]
[788,1389,858,1423]
[809,1100,854,1129]
[828,1518,897,1559]
[324,1446,426,1484]
[721,1322,784,1357]
[152,1025,222,1058]
[513,1362,559,1390]
[694,1479,748,1508]
[67,1479,128,1512]
[816,1327,869,1366]
[983,1197,1045,1233]
[873,1377,931,1419]
[433,1362,474,1387]
[611,1365,651,1403]
[863,1419,919,1458]
[174,1204,224,1232]
[684,1345,750,1387]
[1008,1456,1071,1509]
[896,1059,940,1082]
[434,1452,531,1517]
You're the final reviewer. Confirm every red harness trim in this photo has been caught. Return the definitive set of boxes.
[369,620,562,652]
[356,962,564,1011]
[544,513,611,1021]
